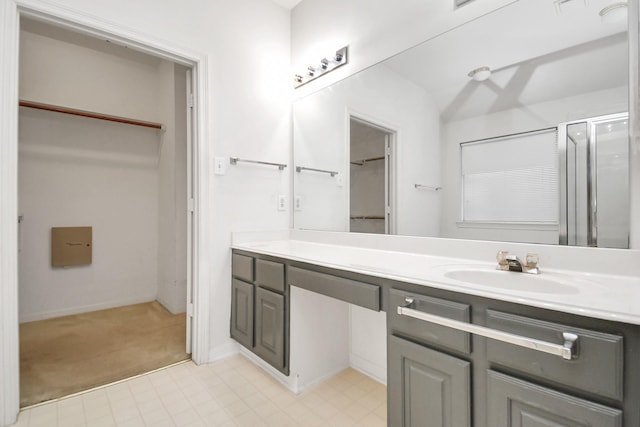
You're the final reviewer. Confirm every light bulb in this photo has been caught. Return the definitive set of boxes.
[468,66,492,82]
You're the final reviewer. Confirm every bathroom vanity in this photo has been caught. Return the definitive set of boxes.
[231,231,640,427]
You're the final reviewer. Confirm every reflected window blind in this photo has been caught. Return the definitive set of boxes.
[461,129,558,223]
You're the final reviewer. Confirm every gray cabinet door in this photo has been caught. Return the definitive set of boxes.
[230,279,254,349]
[488,370,622,427]
[388,335,471,427]
[254,287,285,370]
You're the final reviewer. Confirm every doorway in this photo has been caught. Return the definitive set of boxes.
[1,3,211,423]
[349,117,394,234]
[17,17,194,407]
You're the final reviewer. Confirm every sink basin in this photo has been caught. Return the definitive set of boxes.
[443,268,580,294]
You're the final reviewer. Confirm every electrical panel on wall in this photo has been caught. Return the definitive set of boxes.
[51,226,92,267]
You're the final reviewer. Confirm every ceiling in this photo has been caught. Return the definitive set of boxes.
[270,0,303,10]
[382,0,628,122]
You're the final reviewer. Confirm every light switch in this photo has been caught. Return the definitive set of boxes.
[336,174,344,187]
[213,157,227,175]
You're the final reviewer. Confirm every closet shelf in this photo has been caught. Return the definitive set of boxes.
[19,100,164,130]
[350,156,385,166]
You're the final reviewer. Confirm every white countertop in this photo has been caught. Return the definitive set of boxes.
[232,235,640,325]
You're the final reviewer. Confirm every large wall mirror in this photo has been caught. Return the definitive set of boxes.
[293,0,631,248]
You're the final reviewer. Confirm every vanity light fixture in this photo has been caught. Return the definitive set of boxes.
[467,66,492,82]
[294,46,349,88]
[599,2,627,25]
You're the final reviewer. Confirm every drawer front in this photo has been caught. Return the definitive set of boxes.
[486,309,624,401]
[288,266,380,311]
[488,370,622,427]
[255,259,285,293]
[388,288,471,354]
[232,253,254,282]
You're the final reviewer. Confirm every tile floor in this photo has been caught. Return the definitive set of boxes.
[11,355,387,427]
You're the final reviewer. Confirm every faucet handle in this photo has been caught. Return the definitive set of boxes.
[525,253,539,268]
[496,250,509,266]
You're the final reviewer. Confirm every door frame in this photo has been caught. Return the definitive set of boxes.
[0,2,212,424]
[347,111,398,234]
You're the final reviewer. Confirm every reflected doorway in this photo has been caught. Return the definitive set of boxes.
[349,118,394,234]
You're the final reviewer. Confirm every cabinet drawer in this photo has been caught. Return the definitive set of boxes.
[255,259,285,293]
[388,288,471,354]
[488,370,622,427]
[288,266,380,311]
[232,253,254,282]
[486,310,624,401]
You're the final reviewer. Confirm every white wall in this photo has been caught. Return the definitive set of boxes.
[18,24,176,322]
[18,108,160,322]
[19,21,164,122]
[441,85,628,243]
[293,64,442,237]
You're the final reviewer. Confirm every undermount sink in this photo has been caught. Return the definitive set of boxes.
[443,268,580,294]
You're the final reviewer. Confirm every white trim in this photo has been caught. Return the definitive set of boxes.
[0,1,21,425]
[19,296,159,324]
[1,2,212,424]
[349,353,387,385]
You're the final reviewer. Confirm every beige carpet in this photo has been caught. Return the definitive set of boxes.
[20,301,189,407]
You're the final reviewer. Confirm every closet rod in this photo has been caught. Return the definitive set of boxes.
[350,156,385,166]
[19,100,164,130]
[350,215,385,220]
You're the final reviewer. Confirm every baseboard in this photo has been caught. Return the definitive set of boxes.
[156,296,186,315]
[350,353,387,385]
[238,347,301,393]
[19,294,157,323]
[207,341,240,364]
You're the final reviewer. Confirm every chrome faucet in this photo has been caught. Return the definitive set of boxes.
[496,251,539,274]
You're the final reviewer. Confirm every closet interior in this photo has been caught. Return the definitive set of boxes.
[349,118,392,234]
[18,18,191,407]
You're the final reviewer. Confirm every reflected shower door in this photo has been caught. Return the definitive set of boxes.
[560,113,629,248]
[594,116,629,248]
[564,122,588,246]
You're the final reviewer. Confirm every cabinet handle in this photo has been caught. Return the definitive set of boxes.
[398,298,579,360]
